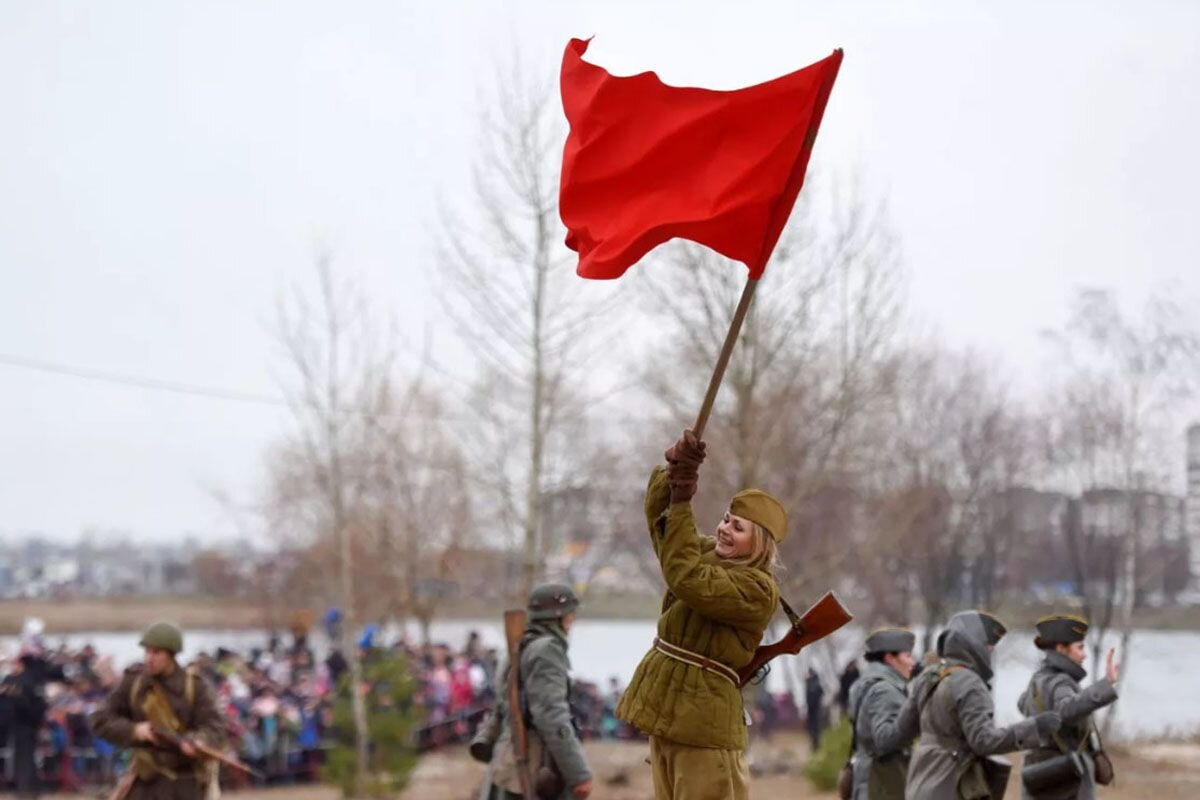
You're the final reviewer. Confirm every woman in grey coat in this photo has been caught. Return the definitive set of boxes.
[1017,615,1119,800]
[904,611,1062,800]
[848,628,918,800]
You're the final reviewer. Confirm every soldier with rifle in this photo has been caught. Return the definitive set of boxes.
[485,584,593,800]
[90,622,254,800]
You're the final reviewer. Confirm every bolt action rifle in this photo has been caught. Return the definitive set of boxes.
[737,591,853,686]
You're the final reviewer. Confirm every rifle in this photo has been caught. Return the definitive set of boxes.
[737,592,853,687]
[504,609,536,800]
[149,723,264,779]
[106,770,136,800]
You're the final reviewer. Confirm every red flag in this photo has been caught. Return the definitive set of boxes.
[560,39,842,280]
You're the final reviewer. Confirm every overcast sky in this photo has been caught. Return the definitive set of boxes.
[2,1,1198,542]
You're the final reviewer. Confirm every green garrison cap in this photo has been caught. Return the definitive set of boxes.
[865,627,916,655]
[1034,614,1089,647]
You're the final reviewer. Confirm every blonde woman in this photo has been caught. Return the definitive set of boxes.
[616,430,786,800]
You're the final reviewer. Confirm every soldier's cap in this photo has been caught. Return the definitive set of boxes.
[527,583,580,622]
[139,621,184,655]
[1034,613,1089,647]
[864,627,916,655]
[976,610,1008,645]
[730,489,788,543]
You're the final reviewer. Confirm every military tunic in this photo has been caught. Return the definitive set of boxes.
[1016,651,1117,800]
[903,631,1042,800]
[616,467,778,800]
[849,661,915,800]
[490,621,592,799]
[616,467,778,751]
[90,664,225,800]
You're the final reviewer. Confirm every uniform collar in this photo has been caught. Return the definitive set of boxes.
[1044,649,1087,682]
[862,659,908,689]
[526,620,568,647]
[151,662,186,692]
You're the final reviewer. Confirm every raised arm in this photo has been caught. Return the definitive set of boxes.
[952,672,1043,755]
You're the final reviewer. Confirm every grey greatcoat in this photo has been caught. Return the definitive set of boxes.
[1016,651,1117,800]
[490,621,592,800]
[849,661,915,800]
[904,626,1043,800]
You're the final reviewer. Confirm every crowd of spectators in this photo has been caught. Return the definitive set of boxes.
[0,625,636,795]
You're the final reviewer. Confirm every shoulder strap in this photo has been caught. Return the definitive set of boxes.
[130,674,144,709]
[1031,678,1086,754]
[185,667,197,709]
[915,663,963,711]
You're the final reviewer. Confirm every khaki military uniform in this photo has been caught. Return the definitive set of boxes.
[616,467,779,800]
[90,664,226,800]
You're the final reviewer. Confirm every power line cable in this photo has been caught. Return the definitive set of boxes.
[0,352,287,408]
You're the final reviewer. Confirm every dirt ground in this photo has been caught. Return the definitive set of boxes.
[14,736,1200,799]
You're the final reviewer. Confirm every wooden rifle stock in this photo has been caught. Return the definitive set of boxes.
[149,723,263,779]
[503,610,535,800]
[737,592,853,686]
[106,770,136,800]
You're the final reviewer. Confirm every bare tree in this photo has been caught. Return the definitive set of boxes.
[267,252,395,798]
[633,176,905,606]
[873,346,1023,651]
[438,58,618,598]
[1041,288,1200,730]
[362,385,473,644]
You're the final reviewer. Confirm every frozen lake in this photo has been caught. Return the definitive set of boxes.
[6,619,1198,740]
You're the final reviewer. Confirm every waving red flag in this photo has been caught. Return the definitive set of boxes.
[560,39,842,280]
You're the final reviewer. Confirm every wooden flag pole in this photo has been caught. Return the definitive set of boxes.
[692,276,759,439]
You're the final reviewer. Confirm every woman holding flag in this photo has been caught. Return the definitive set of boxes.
[615,430,787,800]
[559,37,845,799]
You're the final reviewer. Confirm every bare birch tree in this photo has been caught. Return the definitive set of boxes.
[267,252,394,798]
[1041,288,1200,730]
[633,177,905,604]
[438,59,617,598]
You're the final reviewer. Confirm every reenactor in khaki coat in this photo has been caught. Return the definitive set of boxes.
[90,623,225,800]
[616,431,786,800]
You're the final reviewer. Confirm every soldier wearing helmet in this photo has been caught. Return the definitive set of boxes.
[487,584,593,800]
[90,623,226,799]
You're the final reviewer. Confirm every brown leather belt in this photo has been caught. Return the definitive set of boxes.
[653,637,740,686]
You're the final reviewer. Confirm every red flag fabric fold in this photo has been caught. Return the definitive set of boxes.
[559,38,842,280]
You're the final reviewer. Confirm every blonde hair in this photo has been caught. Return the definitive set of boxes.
[718,521,783,573]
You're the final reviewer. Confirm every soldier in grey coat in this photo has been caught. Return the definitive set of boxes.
[489,584,593,800]
[1017,615,1119,800]
[904,611,1063,800]
[849,628,919,800]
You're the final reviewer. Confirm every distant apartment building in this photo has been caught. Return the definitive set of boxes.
[1188,424,1200,585]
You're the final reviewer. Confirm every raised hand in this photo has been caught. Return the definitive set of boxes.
[1105,648,1120,683]
[665,430,706,503]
